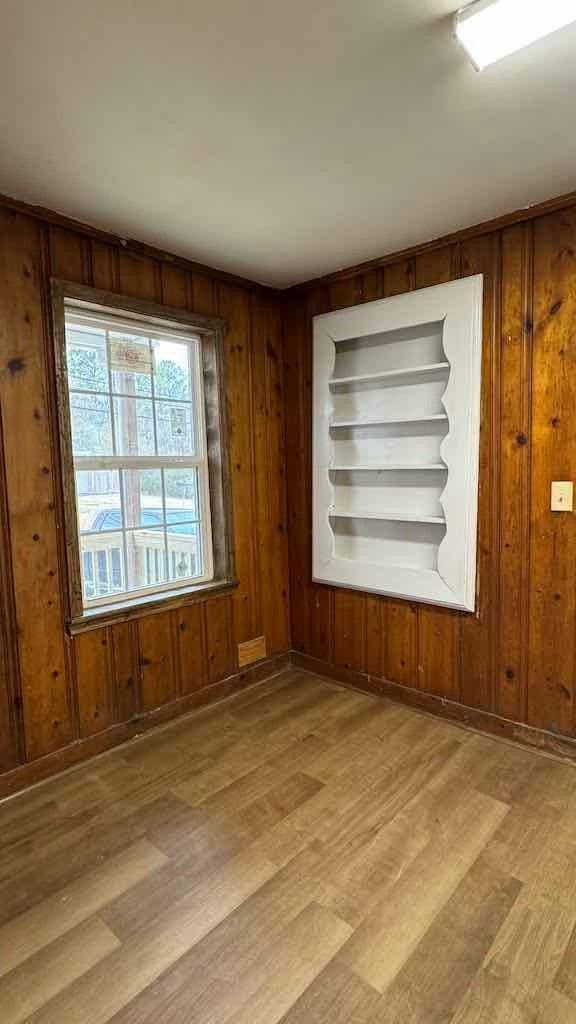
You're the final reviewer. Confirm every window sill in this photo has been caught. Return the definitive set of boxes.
[68,577,238,635]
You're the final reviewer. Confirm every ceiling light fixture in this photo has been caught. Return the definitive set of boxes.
[455,0,576,70]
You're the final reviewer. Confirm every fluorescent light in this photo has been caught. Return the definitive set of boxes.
[455,0,576,70]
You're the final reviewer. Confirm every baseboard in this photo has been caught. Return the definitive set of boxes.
[6,645,576,800]
[291,650,576,764]
[0,652,290,800]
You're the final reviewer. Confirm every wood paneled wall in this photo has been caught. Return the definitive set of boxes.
[2,190,576,793]
[0,203,290,794]
[284,204,576,743]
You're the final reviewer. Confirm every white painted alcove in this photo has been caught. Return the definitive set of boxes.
[313,275,483,612]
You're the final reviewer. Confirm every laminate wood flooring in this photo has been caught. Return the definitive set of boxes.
[1,668,576,1022]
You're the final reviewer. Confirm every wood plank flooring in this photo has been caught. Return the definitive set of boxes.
[1,668,576,1022]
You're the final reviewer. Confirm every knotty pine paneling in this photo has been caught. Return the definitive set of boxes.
[252,294,290,657]
[174,603,207,695]
[0,202,289,794]
[498,222,532,723]
[528,209,576,736]
[3,188,576,792]
[0,210,75,761]
[284,200,576,742]
[217,283,260,646]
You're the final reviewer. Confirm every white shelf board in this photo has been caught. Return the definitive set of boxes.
[330,413,448,429]
[329,508,446,525]
[330,361,450,387]
[330,463,447,472]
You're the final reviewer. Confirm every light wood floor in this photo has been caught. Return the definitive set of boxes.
[2,669,576,1023]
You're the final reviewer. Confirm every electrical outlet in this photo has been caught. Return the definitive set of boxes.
[551,481,573,512]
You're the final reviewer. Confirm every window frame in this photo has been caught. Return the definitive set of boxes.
[51,280,236,632]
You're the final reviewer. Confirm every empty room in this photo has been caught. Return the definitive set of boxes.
[1,1,576,1020]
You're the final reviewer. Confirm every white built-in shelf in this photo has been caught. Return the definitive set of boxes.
[313,275,484,611]
[328,508,446,525]
[330,463,447,472]
[330,413,448,429]
[330,361,450,388]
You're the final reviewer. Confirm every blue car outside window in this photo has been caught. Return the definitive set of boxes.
[94,508,196,534]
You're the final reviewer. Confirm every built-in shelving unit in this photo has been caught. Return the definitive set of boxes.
[313,276,484,611]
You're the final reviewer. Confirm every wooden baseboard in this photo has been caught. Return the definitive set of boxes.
[7,645,576,800]
[0,652,289,800]
[291,650,576,764]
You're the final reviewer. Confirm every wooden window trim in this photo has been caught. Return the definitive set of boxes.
[51,280,236,633]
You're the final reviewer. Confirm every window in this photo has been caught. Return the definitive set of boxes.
[52,282,234,624]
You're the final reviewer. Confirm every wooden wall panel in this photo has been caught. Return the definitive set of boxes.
[161,264,189,309]
[0,210,74,760]
[334,590,366,673]
[284,297,311,655]
[118,250,161,302]
[498,223,532,722]
[111,621,140,723]
[528,209,576,735]
[74,628,114,738]
[252,295,290,656]
[175,604,206,694]
[285,198,576,745]
[91,241,119,292]
[205,595,235,684]
[190,273,217,317]
[0,200,289,795]
[459,233,500,712]
[0,655,17,771]
[138,611,177,712]
[49,227,91,284]
[383,601,418,688]
[0,407,21,770]
[217,283,260,646]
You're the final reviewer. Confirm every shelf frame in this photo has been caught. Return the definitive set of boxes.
[330,413,448,429]
[328,508,446,525]
[313,275,484,611]
[329,361,450,388]
[330,463,447,472]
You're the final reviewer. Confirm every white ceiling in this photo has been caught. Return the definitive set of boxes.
[2,1,576,287]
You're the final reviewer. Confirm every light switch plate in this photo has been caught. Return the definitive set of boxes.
[551,481,573,512]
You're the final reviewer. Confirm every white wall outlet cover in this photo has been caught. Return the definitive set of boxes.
[551,481,574,512]
[312,275,484,612]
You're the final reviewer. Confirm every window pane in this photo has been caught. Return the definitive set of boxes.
[113,397,155,455]
[164,468,199,523]
[110,332,153,397]
[156,402,193,456]
[80,533,125,600]
[76,470,122,533]
[125,527,167,592]
[110,548,123,590]
[70,394,113,456]
[167,523,202,580]
[82,551,95,599]
[152,338,192,401]
[66,325,108,392]
[122,469,163,528]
